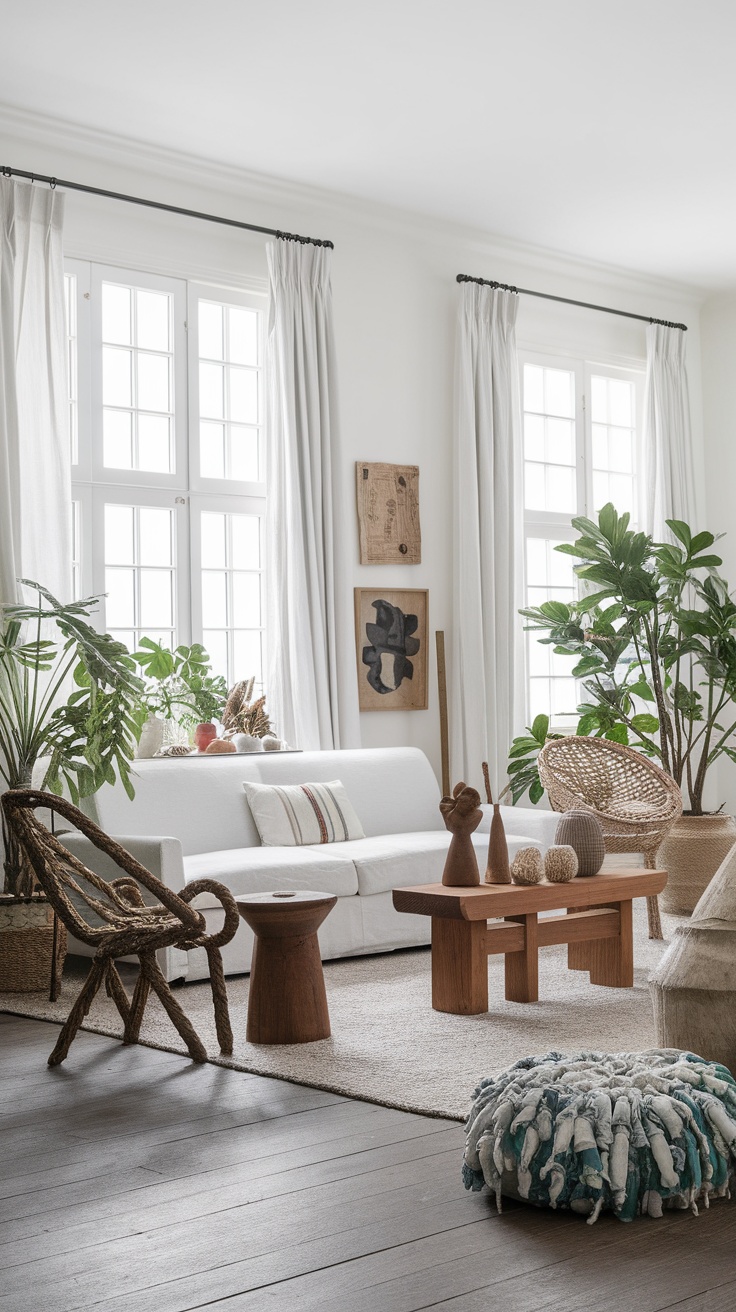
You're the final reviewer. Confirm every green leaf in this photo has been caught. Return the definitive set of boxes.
[631,712,660,733]
[605,724,629,744]
[529,778,545,805]
[667,519,692,549]
[627,679,655,702]
[531,714,549,745]
[572,655,605,678]
[576,713,600,735]
[508,737,542,758]
[690,531,715,555]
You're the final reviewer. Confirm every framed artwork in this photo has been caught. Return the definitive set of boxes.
[354,588,428,711]
[355,462,421,564]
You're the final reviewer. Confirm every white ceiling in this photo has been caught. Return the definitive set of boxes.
[3,0,736,290]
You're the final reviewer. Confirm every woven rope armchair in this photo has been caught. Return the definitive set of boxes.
[1,789,240,1067]
[537,737,683,940]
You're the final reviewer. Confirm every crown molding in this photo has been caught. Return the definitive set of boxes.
[0,99,707,312]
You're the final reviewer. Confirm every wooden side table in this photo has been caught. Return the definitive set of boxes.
[236,890,337,1044]
[392,867,667,1014]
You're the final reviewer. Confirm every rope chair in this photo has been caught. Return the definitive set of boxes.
[1,789,240,1067]
[537,737,683,941]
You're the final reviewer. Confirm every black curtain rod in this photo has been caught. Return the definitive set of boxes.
[1,165,334,249]
[456,273,687,331]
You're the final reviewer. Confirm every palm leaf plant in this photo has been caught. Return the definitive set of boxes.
[507,503,736,815]
[0,580,147,895]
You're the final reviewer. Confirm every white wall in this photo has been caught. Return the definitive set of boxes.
[0,108,706,787]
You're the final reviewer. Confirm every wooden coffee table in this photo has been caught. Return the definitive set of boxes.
[392,868,667,1014]
[236,890,337,1043]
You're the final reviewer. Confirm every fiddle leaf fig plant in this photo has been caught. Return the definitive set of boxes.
[507,504,736,815]
[0,580,147,895]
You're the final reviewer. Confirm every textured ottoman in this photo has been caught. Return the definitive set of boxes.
[463,1049,736,1223]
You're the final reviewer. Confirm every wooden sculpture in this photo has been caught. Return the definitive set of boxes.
[482,762,511,884]
[439,782,482,886]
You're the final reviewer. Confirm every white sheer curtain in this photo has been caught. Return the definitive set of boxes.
[451,283,524,798]
[0,178,71,605]
[643,322,696,538]
[265,238,359,751]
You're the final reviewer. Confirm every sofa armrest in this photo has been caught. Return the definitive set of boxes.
[58,833,186,901]
[477,805,559,851]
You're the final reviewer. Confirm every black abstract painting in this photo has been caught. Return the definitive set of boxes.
[361,599,420,695]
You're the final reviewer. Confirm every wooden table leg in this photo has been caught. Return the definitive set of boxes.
[431,917,488,1014]
[589,900,633,987]
[504,913,539,1003]
[566,905,592,971]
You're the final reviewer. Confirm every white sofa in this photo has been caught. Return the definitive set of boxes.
[60,747,558,982]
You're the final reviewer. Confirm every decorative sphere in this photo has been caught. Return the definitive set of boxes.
[510,846,544,885]
[555,810,605,876]
[204,738,237,754]
[544,845,579,883]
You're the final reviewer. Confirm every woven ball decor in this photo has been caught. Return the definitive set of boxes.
[555,809,605,876]
[510,847,543,885]
[543,845,578,883]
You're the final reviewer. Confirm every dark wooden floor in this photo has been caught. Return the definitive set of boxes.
[1,1015,735,1312]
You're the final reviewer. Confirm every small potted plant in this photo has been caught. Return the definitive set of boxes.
[132,639,228,754]
[0,580,147,991]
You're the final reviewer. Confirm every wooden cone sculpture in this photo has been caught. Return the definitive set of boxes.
[439,781,481,887]
[482,762,511,884]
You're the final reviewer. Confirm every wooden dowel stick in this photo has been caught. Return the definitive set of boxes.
[436,630,450,798]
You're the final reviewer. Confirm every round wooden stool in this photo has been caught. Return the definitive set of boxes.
[236,890,337,1044]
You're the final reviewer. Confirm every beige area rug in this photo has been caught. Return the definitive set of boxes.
[1,901,685,1122]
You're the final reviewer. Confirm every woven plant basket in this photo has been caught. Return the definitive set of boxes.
[0,894,67,993]
[658,814,736,915]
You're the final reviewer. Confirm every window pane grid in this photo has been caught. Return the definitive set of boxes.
[590,374,637,521]
[200,509,263,688]
[198,299,261,483]
[102,282,174,474]
[104,503,176,651]
[523,364,577,514]
[525,536,579,728]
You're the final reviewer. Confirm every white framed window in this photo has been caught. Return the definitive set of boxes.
[520,352,644,728]
[67,259,267,685]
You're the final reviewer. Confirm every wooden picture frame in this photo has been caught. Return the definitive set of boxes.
[355,463,421,564]
[354,588,428,711]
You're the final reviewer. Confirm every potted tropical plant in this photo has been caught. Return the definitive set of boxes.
[132,638,227,754]
[0,580,147,991]
[507,504,736,911]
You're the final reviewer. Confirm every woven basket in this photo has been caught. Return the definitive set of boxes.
[658,814,736,915]
[0,895,67,993]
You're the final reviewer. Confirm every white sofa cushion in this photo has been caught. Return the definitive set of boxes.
[243,779,365,846]
[323,830,546,897]
[183,845,359,906]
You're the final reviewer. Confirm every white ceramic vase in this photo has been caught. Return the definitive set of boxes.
[136,715,164,759]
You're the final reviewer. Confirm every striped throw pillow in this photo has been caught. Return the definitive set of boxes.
[243,779,365,847]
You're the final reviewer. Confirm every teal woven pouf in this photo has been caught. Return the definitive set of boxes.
[463,1049,736,1224]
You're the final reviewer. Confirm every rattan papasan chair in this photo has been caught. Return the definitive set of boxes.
[1,788,240,1067]
[537,736,683,940]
